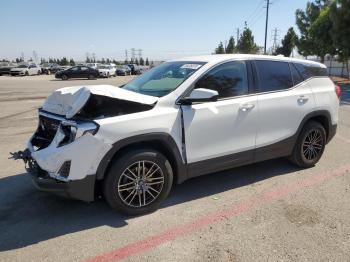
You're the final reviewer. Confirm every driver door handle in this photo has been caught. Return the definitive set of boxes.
[239,103,255,112]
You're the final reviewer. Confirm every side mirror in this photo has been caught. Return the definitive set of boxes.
[179,88,218,105]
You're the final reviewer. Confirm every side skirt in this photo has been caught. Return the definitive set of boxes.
[186,135,296,179]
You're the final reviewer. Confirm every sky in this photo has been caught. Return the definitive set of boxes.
[1,0,309,61]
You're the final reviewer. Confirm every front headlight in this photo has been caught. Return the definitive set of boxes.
[58,121,98,147]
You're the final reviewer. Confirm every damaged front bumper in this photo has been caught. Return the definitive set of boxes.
[13,110,112,202]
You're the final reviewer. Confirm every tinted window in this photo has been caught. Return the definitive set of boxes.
[290,63,304,86]
[293,63,327,79]
[195,61,248,98]
[255,60,293,92]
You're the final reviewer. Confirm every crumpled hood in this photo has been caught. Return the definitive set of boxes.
[42,85,158,119]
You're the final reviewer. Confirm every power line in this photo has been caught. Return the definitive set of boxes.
[246,0,265,25]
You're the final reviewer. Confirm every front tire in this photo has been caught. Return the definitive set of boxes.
[289,121,326,168]
[88,74,95,80]
[61,74,68,80]
[103,149,173,215]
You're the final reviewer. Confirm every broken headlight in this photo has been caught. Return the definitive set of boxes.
[58,121,98,147]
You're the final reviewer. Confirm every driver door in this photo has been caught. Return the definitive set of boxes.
[181,61,258,175]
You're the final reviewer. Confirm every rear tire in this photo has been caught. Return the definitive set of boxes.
[289,121,326,168]
[103,149,173,215]
[61,74,68,80]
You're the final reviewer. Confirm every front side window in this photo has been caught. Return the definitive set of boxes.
[194,61,249,99]
[255,60,293,92]
[123,61,205,97]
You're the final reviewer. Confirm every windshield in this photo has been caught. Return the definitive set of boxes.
[122,61,205,97]
[98,65,109,69]
[17,64,28,68]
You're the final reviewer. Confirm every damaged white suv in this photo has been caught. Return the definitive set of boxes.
[14,55,339,215]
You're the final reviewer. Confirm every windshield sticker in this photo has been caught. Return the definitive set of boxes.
[180,64,203,70]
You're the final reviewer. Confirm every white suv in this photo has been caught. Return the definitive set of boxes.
[14,55,340,215]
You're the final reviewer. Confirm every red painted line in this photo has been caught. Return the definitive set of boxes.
[85,165,350,262]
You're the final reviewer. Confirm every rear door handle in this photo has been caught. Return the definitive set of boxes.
[239,103,255,112]
[298,95,309,103]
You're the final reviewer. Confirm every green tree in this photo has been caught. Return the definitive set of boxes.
[215,42,225,54]
[145,58,149,66]
[60,57,69,66]
[134,58,139,65]
[226,36,236,53]
[275,27,297,57]
[69,58,75,66]
[295,1,334,62]
[330,0,350,76]
[139,57,145,65]
[236,24,259,54]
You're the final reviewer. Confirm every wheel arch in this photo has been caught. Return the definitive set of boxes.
[96,133,187,184]
[299,110,332,142]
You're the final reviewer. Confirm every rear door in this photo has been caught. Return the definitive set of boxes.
[182,60,258,171]
[253,60,315,160]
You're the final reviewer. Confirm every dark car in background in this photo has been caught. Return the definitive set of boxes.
[116,65,131,76]
[55,66,99,80]
[41,63,63,75]
[0,62,17,75]
[127,64,141,75]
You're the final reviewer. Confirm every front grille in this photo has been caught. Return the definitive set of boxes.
[31,115,61,149]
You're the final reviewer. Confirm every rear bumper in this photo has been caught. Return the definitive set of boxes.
[28,159,95,202]
[327,124,337,143]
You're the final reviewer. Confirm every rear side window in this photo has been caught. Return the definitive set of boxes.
[255,60,293,92]
[290,63,304,86]
[293,63,327,79]
[195,61,248,98]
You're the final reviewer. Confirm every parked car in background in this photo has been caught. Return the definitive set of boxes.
[41,63,63,75]
[98,64,116,78]
[116,65,131,76]
[10,64,41,76]
[55,65,99,80]
[0,62,17,75]
[127,64,141,75]
[85,63,100,69]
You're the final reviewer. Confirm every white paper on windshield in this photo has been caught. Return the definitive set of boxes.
[180,64,202,70]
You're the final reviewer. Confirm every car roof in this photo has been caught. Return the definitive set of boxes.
[169,54,326,68]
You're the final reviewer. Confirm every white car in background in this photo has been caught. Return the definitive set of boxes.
[10,64,41,76]
[85,63,100,69]
[97,64,116,78]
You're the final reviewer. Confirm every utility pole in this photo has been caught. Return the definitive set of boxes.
[264,0,270,54]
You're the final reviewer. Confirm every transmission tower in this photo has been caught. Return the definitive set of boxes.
[271,28,280,54]
[130,48,136,61]
[125,50,128,62]
[137,49,142,60]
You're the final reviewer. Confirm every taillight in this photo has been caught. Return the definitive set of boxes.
[335,85,341,98]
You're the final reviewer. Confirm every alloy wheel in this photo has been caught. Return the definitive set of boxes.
[302,129,324,161]
[117,161,164,208]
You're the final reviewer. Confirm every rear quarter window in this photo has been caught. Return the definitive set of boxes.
[255,60,293,92]
[293,63,327,79]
